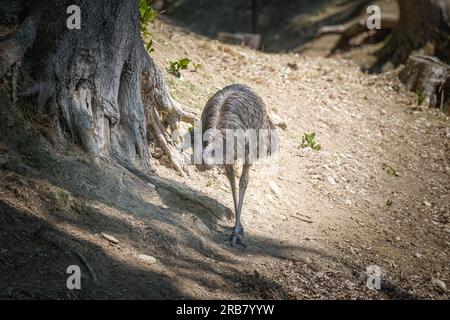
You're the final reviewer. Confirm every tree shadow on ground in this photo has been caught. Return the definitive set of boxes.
[164,0,373,52]
[1,147,419,299]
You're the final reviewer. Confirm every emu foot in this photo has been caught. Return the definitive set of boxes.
[230,225,247,248]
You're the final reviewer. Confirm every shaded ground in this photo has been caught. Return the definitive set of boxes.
[0,18,449,299]
[166,0,398,69]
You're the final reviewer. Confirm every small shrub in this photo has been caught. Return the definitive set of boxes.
[168,58,191,78]
[301,132,321,151]
[417,91,426,105]
[383,164,400,177]
[140,0,157,53]
[53,190,71,211]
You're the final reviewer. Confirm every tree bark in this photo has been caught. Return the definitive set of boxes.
[0,0,195,173]
[399,54,450,110]
[371,0,450,72]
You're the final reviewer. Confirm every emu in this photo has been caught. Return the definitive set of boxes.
[192,84,278,247]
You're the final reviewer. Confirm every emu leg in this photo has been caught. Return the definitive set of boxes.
[230,164,251,247]
[225,164,238,214]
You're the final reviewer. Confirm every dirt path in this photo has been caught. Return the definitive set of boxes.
[0,19,448,299]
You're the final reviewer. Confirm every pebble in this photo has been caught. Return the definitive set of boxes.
[327,176,337,185]
[431,278,447,293]
[101,233,119,244]
[138,254,157,265]
[268,180,282,197]
[270,113,288,130]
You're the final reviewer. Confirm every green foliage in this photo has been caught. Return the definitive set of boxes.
[193,63,202,72]
[140,0,157,53]
[417,91,426,106]
[168,58,191,78]
[140,0,157,33]
[301,132,321,151]
[383,164,400,177]
[53,190,71,211]
[145,39,155,53]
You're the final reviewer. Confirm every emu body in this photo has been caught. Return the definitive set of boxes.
[194,84,278,247]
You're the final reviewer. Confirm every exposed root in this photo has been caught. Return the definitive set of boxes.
[369,34,413,73]
[140,47,197,176]
[317,15,397,37]
[316,15,397,56]
[169,96,199,125]
[149,103,186,176]
[11,61,20,106]
[73,250,98,285]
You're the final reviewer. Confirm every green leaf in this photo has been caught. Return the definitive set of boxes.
[193,63,202,71]
[301,132,321,151]
[179,58,191,69]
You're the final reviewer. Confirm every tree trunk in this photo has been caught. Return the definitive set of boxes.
[371,0,450,72]
[399,54,450,110]
[0,0,195,173]
[251,0,258,33]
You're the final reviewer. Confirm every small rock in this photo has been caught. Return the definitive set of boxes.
[101,233,119,244]
[138,254,157,265]
[218,32,261,50]
[151,147,163,159]
[268,180,282,197]
[423,201,432,207]
[415,252,422,259]
[431,278,447,293]
[270,113,287,130]
[327,176,337,185]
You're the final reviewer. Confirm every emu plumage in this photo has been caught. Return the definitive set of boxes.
[195,84,278,247]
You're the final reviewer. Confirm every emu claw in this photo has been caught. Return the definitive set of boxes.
[230,230,247,248]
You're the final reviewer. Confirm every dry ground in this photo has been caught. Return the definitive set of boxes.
[0,18,448,299]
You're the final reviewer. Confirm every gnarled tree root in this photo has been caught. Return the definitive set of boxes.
[140,49,198,176]
[316,14,398,56]
[0,4,198,178]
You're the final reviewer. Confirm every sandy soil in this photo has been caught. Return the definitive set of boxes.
[0,18,448,299]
